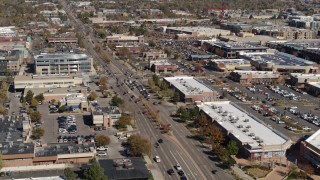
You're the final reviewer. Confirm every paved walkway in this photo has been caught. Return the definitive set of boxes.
[144,155,165,180]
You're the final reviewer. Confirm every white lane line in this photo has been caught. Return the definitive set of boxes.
[176,151,197,180]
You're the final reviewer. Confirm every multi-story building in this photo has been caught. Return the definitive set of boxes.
[106,34,144,44]
[209,59,251,72]
[202,41,268,59]
[150,60,177,73]
[0,50,23,75]
[47,33,78,44]
[229,70,280,85]
[240,51,318,73]
[305,82,320,97]
[300,129,320,168]
[289,73,320,88]
[143,50,167,61]
[164,76,218,103]
[91,106,122,128]
[34,53,93,75]
[197,101,291,160]
[14,74,83,90]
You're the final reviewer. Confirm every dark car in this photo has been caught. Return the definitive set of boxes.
[180,175,187,180]
[178,170,185,176]
[167,169,175,175]
[158,138,163,143]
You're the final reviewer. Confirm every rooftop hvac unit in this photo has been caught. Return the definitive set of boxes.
[244,119,249,122]
[237,125,243,128]
[249,133,255,136]
[246,125,251,128]
[212,105,217,109]
[243,129,249,132]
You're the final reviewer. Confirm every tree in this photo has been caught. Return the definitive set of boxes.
[111,96,124,107]
[172,91,180,103]
[59,105,66,113]
[160,82,168,91]
[176,107,189,122]
[32,128,44,139]
[148,40,156,47]
[25,90,34,104]
[116,116,131,129]
[227,141,239,156]
[249,14,254,19]
[64,168,77,180]
[30,98,39,107]
[84,158,107,180]
[30,111,41,122]
[0,154,3,170]
[118,47,131,58]
[189,108,199,120]
[99,76,108,92]
[127,134,151,156]
[95,135,111,147]
[88,92,98,101]
[34,93,44,102]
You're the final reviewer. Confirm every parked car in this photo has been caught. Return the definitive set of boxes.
[97,146,108,151]
[175,163,182,171]
[167,169,175,175]
[97,151,108,156]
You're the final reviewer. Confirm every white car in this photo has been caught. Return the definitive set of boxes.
[175,163,182,171]
[155,156,161,163]
[97,151,108,157]
[96,146,108,151]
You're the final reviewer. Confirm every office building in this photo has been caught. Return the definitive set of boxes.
[14,74,83,90]
[305,82,320,97]
[202,41,268,59]
[165,26,231,38]
[289,73,320,88]
[34,53,93,75]
[149,60,177,73]
[92,106,122,127]
[164,76,218,103]
[209,59,251,72]
[106,34,144,44]
[229,70,280,85]
[300,129,320,168]
[0,50,23,75]
[197,101,291,160]
[241,51,317,73]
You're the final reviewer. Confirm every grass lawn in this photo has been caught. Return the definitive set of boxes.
[246,167,270,178]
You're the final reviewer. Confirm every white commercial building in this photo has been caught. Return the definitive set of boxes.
[301,129,320,168]
[197,101,291,160]
[164,76,217,103]
[165,26,231,37]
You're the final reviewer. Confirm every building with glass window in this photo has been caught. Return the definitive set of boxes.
[34,53,93,75]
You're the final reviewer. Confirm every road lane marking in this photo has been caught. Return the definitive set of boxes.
[176,151,196,180]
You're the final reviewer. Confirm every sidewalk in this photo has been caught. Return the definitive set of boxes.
[259,165,287,180]
[144,155,165,180]
[232,166,255,180]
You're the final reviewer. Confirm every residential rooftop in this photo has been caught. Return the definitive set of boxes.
[164,76,213,95]
[197,101,288,149]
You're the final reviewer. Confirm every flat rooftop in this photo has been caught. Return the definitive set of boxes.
[290,73,320,80]
[0,117,24,142]
[307,82,320,89]
[221,35,277,43]
[211,59,250,65]
[306,129,320,150]
[164,76,213,95]
[35,142,95,157]
[0,142,34,156]
[233,70,279,78]
[210,41,268,50]
[166,26,230,33]
[99,158,149,180]
[198,101,288,149]
[15,74,83,81]
[241,52,316,66]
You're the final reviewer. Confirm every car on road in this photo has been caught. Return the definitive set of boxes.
[155,156,161,163]
[175,163,182,171]
[97,146,108,151]
[167,169,175,175]
[177,170,185,176]
[158,138,163,143]
[97,151,108,157]
[180,175,188,180]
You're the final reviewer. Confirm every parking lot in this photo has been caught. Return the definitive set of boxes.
[201,76,320,142]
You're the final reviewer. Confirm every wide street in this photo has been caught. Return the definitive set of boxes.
[59,1,235,179]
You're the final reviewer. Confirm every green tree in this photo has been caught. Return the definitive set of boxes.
[84,158,107,180]
[64,168,77,180]
[25,90,34,104]
[189,108,199,120]
[127,134,152,156]
[95,135,111,147]
[30,111,41,122]
[160,82,168,91]
[95,28,106,39]
[177,107,189,121]
[116,116,131,129]
[59,105,66,113]
[227,140,239,156]
[88,92,98,101]
[35,93,44,102]
[164,48,172,57]
[152,75,160,86]
[32,128,44,139]
[30,98,39,107]
[111,96,124,107]
[172,91,180,103]
[148,40,156,47]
